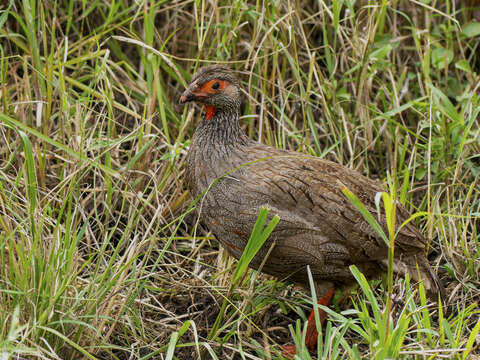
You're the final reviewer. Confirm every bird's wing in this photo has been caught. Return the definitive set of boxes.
[226,148,426,263]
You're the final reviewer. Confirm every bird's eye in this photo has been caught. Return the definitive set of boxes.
[212,81,220,90]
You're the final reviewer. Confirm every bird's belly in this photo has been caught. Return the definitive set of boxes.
[201,194,359,285]
[189,165,381,286]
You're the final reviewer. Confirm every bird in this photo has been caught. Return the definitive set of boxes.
[179,64,444,354]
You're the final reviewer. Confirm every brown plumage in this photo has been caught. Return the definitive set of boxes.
[180,65,444,301]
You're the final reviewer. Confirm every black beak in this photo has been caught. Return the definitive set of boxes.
[179,90,196,104]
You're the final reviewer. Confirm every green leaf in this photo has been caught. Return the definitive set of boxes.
[418,281,433,343]
[178,320,191,338]
[381,192,395,239]
[341,187,389,246]
[397,211,428,237]
[400,167,410,204]
[165,331,179,360]
[0,113,119,178]
[442,319,455,348]
[383,101,414,118]
[202,344,220,360]
[18,131,37,216]
[462,22,480,38]
[429,83,461,124]
[455,59,472,74]
[0,0,13,30]
[349,265,382,325]
[431,47,453,69]
[369,44,393,63]
[463,320,480,360]
[37,326,97,359]
[232,206,279,284]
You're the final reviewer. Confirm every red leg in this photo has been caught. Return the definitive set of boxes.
[281,344,297,357]
[305,287,334,349]
[282,287,335,357]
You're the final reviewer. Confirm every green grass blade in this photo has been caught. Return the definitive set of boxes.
[232,206,279,284]
[18,131,37,216]
[0,113,118,178]
[341,187,389,246]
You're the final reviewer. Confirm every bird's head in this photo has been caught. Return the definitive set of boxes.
[179,65,242,120]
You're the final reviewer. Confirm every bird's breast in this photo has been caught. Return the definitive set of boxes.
[185,138,250,196]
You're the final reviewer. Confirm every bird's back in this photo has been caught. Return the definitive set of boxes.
[186,138,444,298]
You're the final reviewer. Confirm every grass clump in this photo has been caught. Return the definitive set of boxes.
[1,0,480,359]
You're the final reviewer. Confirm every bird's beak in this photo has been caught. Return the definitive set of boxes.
[179,90,195,104]
[179,84,209,104]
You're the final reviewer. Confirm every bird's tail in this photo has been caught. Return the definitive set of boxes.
[416,256,446,302]
[385,255,445,302]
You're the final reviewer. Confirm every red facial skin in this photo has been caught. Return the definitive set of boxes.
[193,79,229,120]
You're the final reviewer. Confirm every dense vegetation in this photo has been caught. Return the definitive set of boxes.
[1,0,480,359]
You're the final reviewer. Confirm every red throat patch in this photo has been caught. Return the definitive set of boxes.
[204,105,216,120]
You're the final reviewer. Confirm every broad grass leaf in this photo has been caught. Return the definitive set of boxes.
[232,206,279,284]
[455,59,472,74]
[431,47,453,69]
[463,320,480,359]
[341,187,389,246]
[462,22,480,38]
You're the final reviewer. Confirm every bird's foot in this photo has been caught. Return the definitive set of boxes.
[281,287,335,357]
[281,344,297,358]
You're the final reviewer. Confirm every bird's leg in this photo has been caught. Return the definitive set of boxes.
[282,287,335,356]
[305,287,334,349]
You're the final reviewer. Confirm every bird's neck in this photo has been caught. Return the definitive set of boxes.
[195,107,249,147]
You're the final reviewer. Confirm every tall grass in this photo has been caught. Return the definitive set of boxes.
[1,0,479,358]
